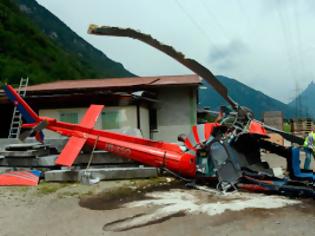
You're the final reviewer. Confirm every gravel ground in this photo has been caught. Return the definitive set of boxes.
[0,153,314,236]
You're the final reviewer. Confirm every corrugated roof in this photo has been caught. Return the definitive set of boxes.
[26,75,200,92]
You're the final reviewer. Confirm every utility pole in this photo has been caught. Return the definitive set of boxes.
[294,81,302,118]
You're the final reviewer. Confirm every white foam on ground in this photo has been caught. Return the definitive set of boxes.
[104,190,300,231]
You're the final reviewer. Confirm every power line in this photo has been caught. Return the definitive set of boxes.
[174,0,210,40]
[235,0,254,36]
[173,0,219,50]
[199,0,230,41]
[292,1,307,80]
[274,1,298,82]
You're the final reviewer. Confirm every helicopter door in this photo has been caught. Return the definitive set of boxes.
[208,141,242,186]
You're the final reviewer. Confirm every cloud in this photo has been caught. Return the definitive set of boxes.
[259,0,315,15]
[208,39,249,69]
[260,0,294,12]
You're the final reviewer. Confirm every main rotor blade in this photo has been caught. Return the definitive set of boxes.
[262,123,304,145]
[88,25,238,110]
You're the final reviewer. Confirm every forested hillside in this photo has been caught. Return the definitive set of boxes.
[0,0,134,85]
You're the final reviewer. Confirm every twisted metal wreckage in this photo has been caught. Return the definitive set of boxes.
[1,25,314,197]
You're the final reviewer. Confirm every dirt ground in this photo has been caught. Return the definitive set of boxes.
[0,153,314,236]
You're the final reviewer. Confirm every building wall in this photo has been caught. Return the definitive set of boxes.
[39,106,150,139]
[38,87,197,142]
[152,87,197,142]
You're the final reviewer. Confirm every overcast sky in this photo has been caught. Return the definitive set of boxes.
[36,0,315,103]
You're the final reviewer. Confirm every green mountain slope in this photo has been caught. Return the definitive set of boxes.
[15,0,134,79]
[199,75,295,119]
[288,81,315,118]
[0,0,133,85]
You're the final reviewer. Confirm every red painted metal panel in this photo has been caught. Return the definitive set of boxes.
[49,120,197,176]
[192,125,201,145]
[204,123,220,140]
[183,123,220,151]
[248,121,267,136]
[237,183,267,192]
[55,136,87,166]
[184,138,196,152]
[80,105,104,129]
[83,134,197,178]
[0,171,39,186]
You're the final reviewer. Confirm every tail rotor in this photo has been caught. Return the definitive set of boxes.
[19,120,48,142]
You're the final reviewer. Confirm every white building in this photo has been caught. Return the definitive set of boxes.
[1,75,200,142]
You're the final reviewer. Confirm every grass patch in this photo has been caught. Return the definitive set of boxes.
[10,186,30,193]
[129,176,175,188]
[36,182,70,195]
[80,190,95,197]
[57,191,80,198]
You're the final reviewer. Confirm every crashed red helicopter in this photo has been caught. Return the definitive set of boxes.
[3,25,314,197]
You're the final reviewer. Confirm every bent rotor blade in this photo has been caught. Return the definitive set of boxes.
[88,25,238,110]
[262,123,304,145]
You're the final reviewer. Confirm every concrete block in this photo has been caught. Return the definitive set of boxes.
[37,155,58,166]
[45,170,79,182]
[83,167,158,180]
[45,167,158,182]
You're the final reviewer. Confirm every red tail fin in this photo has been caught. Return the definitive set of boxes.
[55,105,104,166]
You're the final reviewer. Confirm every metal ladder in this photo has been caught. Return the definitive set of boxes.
[8,77,29,139]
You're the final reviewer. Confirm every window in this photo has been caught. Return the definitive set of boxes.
[102,110,121,129]
[60,112,78,124]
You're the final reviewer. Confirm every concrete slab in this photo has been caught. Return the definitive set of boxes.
[5,143,46,151]
[1,155,57,167]
[85,167,158,180]
[2,149,50,157]
[45,169,79,182]
[45,167,158,182]
[4,157,37,167]
[0,138,136,167]
[0,138,68,153]
[37,155,58,166]
[0,150,135,167]
[74,151,135,165]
